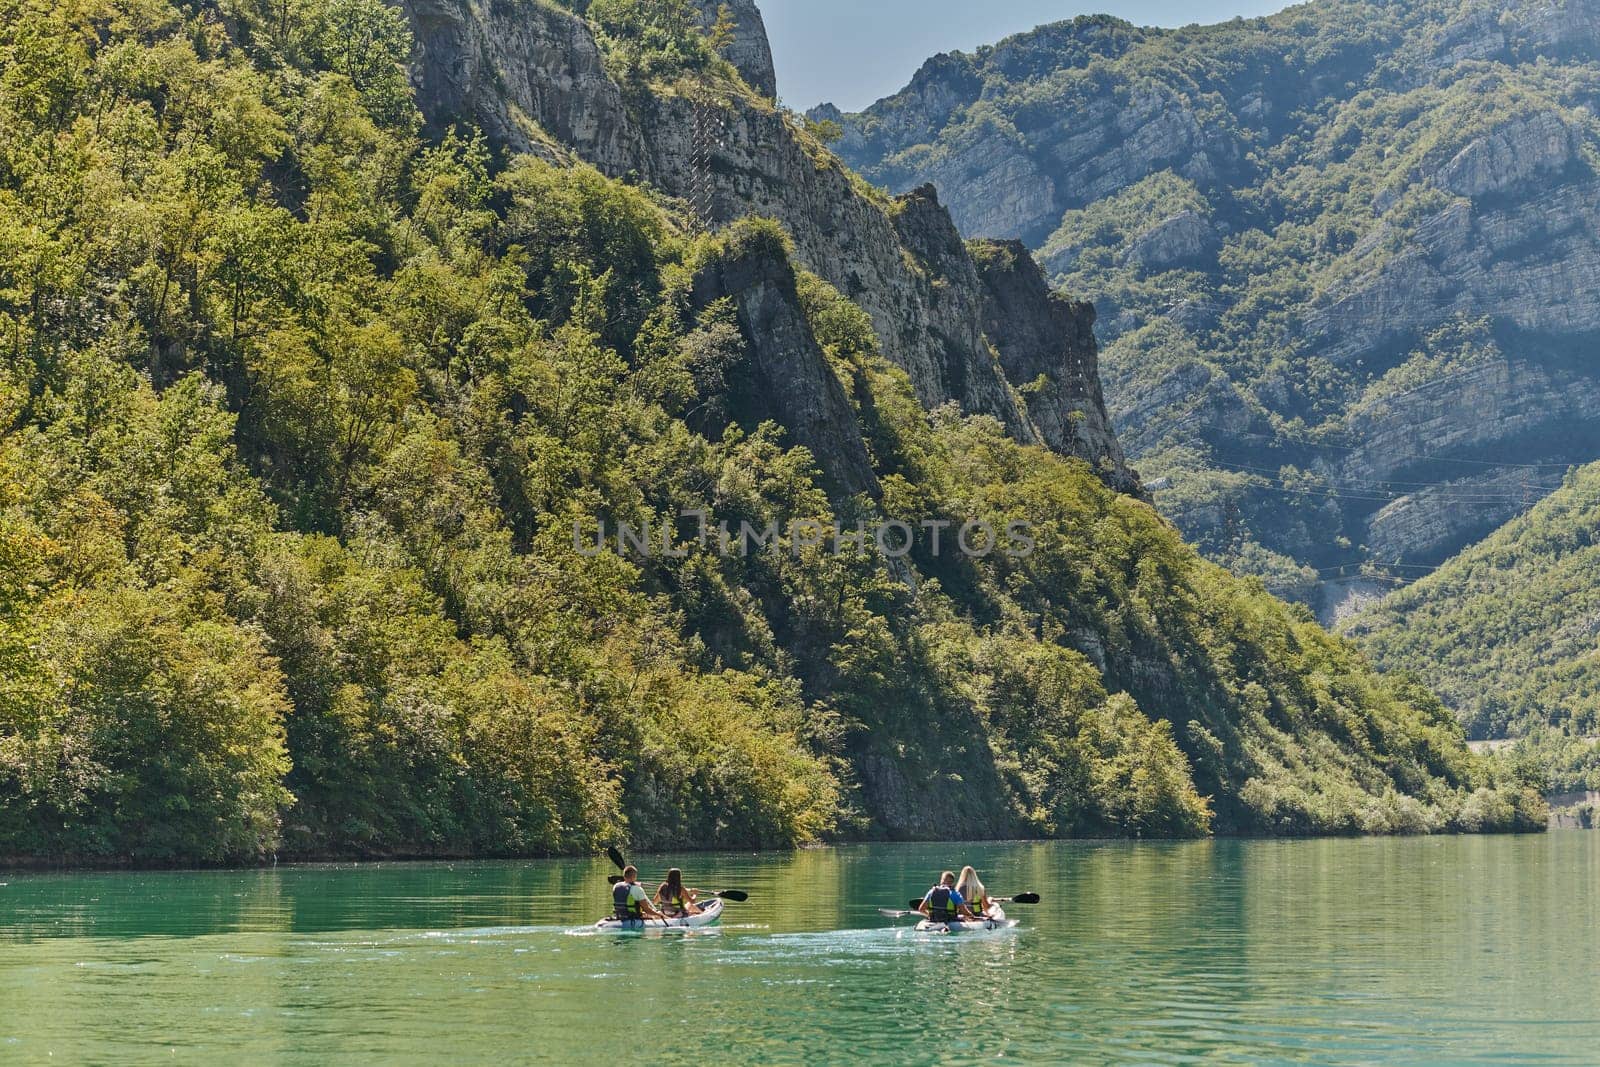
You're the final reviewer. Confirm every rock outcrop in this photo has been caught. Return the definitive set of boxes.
[397,0,1135,492]
[691,231,880,501]
[1434,111,1576,198]
[403,0,643,171]
[691,0,776,99]
[970,239,1130,486]
[1122,210,1217,270]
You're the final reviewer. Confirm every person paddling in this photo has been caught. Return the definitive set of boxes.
[956,866,992,919]
[613,865,665,924]
[654,868,702,918]
[919,870,978,925]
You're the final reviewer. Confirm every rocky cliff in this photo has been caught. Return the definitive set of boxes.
[823,0,1600,611]
[396,0,1135,492]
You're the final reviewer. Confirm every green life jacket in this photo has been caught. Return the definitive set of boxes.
[613,881,642,920]
[659,885,687,913]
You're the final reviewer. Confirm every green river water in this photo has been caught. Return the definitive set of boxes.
[2,835,1598,1064]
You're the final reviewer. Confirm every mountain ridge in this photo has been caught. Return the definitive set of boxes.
[825,0,1600,618]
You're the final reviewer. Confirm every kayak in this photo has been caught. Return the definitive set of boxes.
[914,905,1014,934]
[593,896,723,931]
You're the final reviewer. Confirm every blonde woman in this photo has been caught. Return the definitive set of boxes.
[955,866,991,918]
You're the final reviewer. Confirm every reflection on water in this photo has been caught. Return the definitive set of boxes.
[2,836,1599,1064]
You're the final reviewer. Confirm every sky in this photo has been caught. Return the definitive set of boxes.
[760,0,1292,112]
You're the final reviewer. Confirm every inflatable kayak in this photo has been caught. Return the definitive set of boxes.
[594,896,723,931]
[914,905,1014,934]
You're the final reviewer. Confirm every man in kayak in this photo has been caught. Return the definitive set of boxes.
[613,866,666,923]
[919,870,979,924]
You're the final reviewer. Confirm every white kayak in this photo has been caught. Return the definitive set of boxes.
[914,905,1014,934]
[593,896,723,931]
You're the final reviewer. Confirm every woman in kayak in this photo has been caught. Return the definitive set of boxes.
[956,866,993,918]
[919,870,978,923]
[654,868,701,918]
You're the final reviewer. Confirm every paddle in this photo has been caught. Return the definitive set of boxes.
[998,893,1042,905]
[606,874,749,903]
[897,892,1041,909]
[606,845,628,871]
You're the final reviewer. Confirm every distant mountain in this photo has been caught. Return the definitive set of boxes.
[824,0,1600,619]
[1347,462,1600,746]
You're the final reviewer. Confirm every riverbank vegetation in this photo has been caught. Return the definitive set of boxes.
[0,0,1541,864]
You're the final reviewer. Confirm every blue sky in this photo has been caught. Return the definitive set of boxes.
[760,0,1292,111]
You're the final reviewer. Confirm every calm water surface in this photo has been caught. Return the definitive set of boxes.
[2,835,1598,1064]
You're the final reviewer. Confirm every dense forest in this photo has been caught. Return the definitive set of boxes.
[1350,463,1600,787]
[0,0,1542,864]
[827,0,1600,615]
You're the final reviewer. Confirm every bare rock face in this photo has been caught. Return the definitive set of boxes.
[401,0,643,172]
[1123,210,1217,270]
[970,239,1132,488]
[895,127,1059,243]
[633,95,1025,433]
[1307,178,1600,364]
[1364,467,1531,564]
[691,232,880,500]
[1434,112,1576,198]
[1333,357,1600,564]
[690,0,776,99]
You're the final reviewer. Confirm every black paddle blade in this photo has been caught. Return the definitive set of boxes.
[607,874,623,885]
[716,890,749,902]
[1010,892,1041,905]
[606,845,627,871]
[908,898,924,909]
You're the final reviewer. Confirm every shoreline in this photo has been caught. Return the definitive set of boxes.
[0,826,1560,875]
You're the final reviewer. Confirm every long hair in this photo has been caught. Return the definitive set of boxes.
[956,866,985,903]
[663,868,684,893]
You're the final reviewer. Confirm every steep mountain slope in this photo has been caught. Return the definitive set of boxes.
[0,0,1540,864]
[1347,462,1600,746]
[826,0,1600,616]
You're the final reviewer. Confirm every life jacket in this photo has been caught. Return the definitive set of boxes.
[926,885,959,922]
[613,881,642,921]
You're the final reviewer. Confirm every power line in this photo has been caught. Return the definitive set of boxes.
[1204,457,1565,494]
[1204,428,1575,472]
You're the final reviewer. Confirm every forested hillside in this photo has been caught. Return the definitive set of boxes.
[826,0,1600,618]
[1349,463,1600,781]
[0,0,1540,864]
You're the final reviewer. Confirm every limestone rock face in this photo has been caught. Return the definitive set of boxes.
[401,0,643,172]
[397,0,1135,491]
[1434,112,1576,198]
[1123,210,1216,270]
[1364,468,1530,563]
[1307,179,1600,364]
[691,237,880,501]
[1331,357,1600,566]
[971,240,1131,487]
[898,130,1059,243]
[691,0,776,98]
